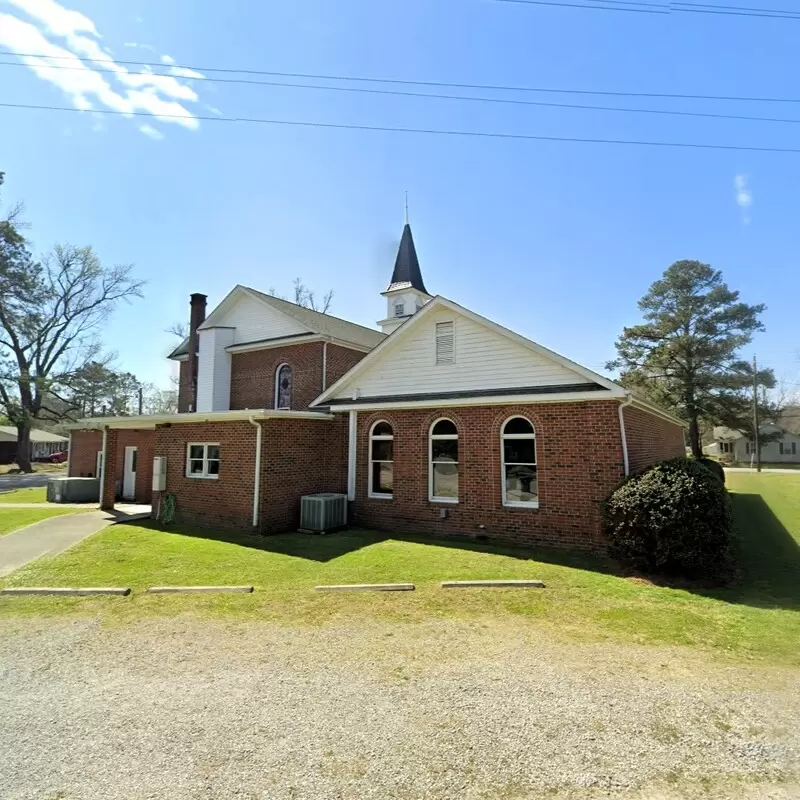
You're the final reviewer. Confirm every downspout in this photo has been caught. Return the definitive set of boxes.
[66,430,73,477]
[99,426,108,506]
[322,339,329,391]
[248,416,263,528]
[618,394,634,477]
[347,410,358,501]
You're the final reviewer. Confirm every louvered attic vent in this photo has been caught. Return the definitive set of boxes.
[436,321,455,365]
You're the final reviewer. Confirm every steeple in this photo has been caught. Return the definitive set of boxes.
[387,223,428,294]
[378,219,432,334]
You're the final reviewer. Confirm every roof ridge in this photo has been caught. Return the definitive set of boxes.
[244,286,386,338]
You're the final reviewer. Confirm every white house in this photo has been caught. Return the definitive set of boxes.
[704,423,800,464]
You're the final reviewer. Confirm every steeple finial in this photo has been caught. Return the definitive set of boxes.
[404,191,409,225]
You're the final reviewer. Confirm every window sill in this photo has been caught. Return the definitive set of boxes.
[185,474,220,480]
[368,493,393,501]
[503,501,539,509]
[430,498,458,505]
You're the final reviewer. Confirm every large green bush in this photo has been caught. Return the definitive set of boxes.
[603,457,732,579]
[696,457,726,485]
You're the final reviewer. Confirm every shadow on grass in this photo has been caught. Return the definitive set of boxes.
[138,490,800,611]
[699,493,800,611]
[141,520,611,574]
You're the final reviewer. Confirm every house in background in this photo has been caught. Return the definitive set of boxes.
[704,423,800,464]
[0,427,69,465]
[67,221,686,551]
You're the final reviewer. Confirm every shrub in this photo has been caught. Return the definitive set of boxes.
[696,457,726,485]
[603,457,732,580]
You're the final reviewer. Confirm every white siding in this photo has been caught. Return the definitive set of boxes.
[206,293,309,345]
[196,327,235,412]
[334,307,593,400]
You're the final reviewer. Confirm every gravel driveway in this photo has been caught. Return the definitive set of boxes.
[1,617,798,799]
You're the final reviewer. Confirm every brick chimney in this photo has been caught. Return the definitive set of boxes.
[187,293,207,412]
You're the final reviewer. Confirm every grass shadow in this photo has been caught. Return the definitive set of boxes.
[698,492,800,611]
[139,519,613,573]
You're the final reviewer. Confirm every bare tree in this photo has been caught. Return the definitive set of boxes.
[292,277,333,313]
[0,238,144,471]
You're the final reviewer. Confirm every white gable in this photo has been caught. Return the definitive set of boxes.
[330,305,594,400]
[202,290,310,345]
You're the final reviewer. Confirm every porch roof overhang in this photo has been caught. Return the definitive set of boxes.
[65,408,335,430]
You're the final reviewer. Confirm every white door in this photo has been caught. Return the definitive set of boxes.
[122,446,137,500]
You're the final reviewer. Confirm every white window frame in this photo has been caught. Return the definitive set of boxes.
[185,442,220,479]
[368,420,394,500]
[435,320,456,365]
[719,441,732,454]
[429,418,459,504]
[501,416,539,508]
[274,363,291,410]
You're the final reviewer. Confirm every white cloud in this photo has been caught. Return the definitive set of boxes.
[160,54,175,65]
[169,66,205,80]
[139,123,164,140]
[1,0,208,137]
[734,174,753,225]
[124,41,156,52]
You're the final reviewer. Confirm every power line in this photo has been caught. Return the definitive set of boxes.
[6,61,800,127]
[5,100,800,153]
[493,0,800,18]
[4,50,800,106]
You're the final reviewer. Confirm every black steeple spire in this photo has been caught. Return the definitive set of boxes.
[387,223,428,294]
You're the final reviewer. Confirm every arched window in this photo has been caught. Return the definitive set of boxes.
[501,417,538,507]
[429,418,458,502]
[369,421,394,498]
[275,364,292,409]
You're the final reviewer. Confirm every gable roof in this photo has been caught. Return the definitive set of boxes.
[312,295,626,407]
[386,224,428,294]
[0,426,68,443]
[169,285,385,358]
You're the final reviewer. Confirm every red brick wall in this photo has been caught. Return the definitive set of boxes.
[151,416,348,532]
[259,415,348,532]
[351,401,626,551]
[152,421,257,529]
[623,406,686,475]
[69,430,103,477]
[99,429,155,507]
[177,360,192,413]
[229,342,366,411]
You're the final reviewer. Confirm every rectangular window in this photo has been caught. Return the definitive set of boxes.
[746,442,754,455]
[369,430,394,498]
[719,442,732,454]
[779,443,785,455]
[394,303,405,318]
[435,321,455,365]
[793,442,798,456]
[430,439,458,501]
[186,443,220,479]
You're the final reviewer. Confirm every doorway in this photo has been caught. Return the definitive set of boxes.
[122,446,137,500]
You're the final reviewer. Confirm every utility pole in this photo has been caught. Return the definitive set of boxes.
[137,386,144,416]
[752,354,761,473]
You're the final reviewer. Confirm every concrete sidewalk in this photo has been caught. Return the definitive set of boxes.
[724,467,800,474]
[0,511,123,578]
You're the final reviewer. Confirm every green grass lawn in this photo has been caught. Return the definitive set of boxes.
[0,487,48,503]
[1,472,799,665]
[0,507,86,536]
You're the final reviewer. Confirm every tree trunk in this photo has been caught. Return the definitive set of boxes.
[688,416,702,458]
[15,422,32,472]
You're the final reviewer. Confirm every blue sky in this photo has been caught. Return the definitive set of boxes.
[1,0,799,394]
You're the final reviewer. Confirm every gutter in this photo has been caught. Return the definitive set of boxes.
[99,426,108,505]
[618,394,634,477]
[248,416,263,529]
[322,339,329,391]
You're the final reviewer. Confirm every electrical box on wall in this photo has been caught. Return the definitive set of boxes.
[152,457,167,492]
